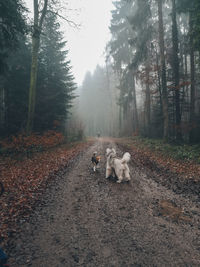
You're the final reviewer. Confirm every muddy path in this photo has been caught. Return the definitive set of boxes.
[8,138,200,266]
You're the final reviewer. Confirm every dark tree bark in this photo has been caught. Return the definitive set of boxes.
[172,0,182,141]
[157,0,169,141]
[145,64,151,137]
[189,12,196,143]
[26,0,48,134]
[132,73,139,132]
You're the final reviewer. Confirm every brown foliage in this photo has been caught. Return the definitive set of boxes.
[115,138,200,181]
[0,131,65,153]
[0,139,93,245]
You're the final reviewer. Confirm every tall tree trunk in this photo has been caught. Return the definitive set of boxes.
[189,12,196,143]
[105,62,114,136]
[0,85,5,134]
[26,35,40,133]
[119,105,122,136]
[145,65,151,137]
[118,70,123,136]
[172,0,182,141]
[26,0,48,134]
[157,0,169,141]
[179,27,184,122]
[132,73,139,132]
[155,48,163,119]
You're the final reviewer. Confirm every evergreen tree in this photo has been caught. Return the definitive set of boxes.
[0,0,27,73]
[3,38,31,135]
[35,12,76,132]
[128,0,153,137]
[108,0,139,134]
[177,0,200,50]
[0,0,27,135]
[109,0,133,71]
[176,0,200,142]
[79,65,119,137]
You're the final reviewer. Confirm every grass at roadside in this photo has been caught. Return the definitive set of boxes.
[115,137,200,181]
[117,137,200,164]
[133,137,200,163]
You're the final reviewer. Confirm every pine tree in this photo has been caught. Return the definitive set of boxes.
[0,0,27,135]
[0,0,27,73]
[3,38,31,135]
[128,0,153,137]
[177,0,200,142]
[109,0,139,134]
[35,12,76,132]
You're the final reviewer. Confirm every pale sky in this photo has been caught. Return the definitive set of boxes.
[24,0,114,86]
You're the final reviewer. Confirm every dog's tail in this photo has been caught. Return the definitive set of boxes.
[121,152,131,164]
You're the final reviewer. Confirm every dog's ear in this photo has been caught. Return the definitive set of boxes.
[106,148,111,156]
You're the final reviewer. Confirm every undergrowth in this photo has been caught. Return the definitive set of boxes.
[130,137,200,164]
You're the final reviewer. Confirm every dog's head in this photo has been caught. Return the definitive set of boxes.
[106,148,116,158]
[96,156,101,162]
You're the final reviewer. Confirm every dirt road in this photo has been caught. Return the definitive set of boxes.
[8,138,200,266]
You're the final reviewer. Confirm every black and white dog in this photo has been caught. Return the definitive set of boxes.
[106,148,131,183]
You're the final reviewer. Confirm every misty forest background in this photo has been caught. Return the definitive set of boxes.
[1,0,200,145]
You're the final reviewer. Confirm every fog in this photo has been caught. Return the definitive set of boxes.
[73,0,200,142]
[1,0,200,143]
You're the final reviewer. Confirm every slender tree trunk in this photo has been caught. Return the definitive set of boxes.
[132,73,139,132]
[118,70,123,136]
[184,48,190,118]
[145,65,151,137]
[0,85,5,134]
[189,12,195,143]
[172,0,182,141]
[155,49,163,119]
[119,105,122,136]
[105,62,114,136]
[26,35,40,133]
[157,0,169,141]
[179,29,184,121]
[26,0,48,134]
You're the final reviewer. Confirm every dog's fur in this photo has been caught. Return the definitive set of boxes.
[91,152,100,172]
[106,148,131,183]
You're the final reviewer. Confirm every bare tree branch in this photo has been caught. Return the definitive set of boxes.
[34,0,39,28]
[39,0,48,30]
[47,10,81,28]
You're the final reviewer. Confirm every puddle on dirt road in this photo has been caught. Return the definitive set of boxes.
[156,199,192,223]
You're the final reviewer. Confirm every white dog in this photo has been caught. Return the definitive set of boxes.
[106,148,131,183]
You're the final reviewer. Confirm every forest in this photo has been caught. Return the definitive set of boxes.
[0,0,200,144]
[1,1,200,266]
[80,0,200,143]
[0,0,76,139]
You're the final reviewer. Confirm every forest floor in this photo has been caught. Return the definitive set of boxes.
[2,137,200,266]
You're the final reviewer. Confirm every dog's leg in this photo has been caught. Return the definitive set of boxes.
[117,176,123,183]
[116,169,123,183]
[124,166,131,181]
[106,167,112,178]
[112,167,117,178]
[106,162,112,178]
